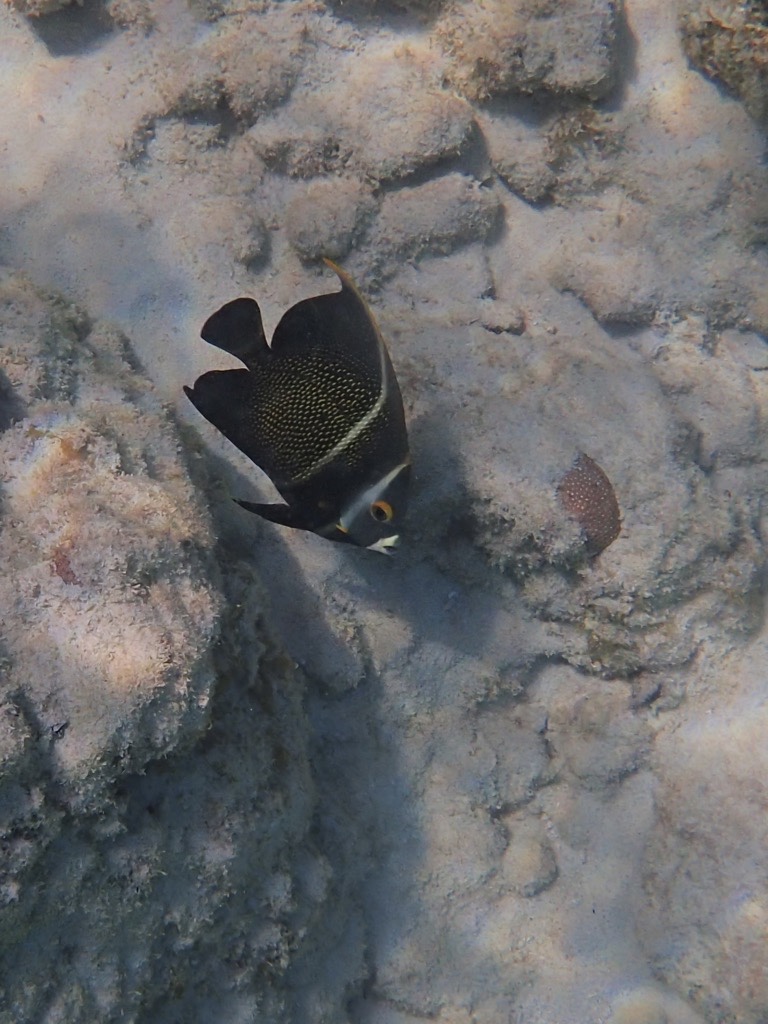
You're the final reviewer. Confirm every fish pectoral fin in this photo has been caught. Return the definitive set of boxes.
[235,498,308,529]
[235,499,354,543]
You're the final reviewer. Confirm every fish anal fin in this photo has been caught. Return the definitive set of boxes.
[236,499,356,544]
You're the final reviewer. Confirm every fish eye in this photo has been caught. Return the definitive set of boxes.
[370,500,394,523]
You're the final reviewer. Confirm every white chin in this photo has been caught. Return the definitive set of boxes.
[367,534,399,554]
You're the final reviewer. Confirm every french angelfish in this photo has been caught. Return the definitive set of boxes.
[184,260,411,553]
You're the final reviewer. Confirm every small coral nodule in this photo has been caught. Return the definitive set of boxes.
[557,453,621,556]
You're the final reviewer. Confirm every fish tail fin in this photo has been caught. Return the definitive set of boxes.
[201,298,270,369]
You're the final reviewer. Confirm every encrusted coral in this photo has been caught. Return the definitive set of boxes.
[252,44,475,183]
[285,177,377,262]
[5,0,72,14]
[557,452,621,555]
[436,0,620,101]
[680,0,768,124]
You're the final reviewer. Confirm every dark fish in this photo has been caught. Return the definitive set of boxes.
[184,260,411,553]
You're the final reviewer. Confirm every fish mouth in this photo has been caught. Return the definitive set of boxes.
[367,534,399,555]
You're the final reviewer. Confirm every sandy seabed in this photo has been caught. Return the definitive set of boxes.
[1,0,768,1022]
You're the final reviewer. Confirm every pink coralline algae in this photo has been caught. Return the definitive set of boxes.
[557,453,621,555]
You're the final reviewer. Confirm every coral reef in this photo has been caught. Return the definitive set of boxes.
[2,0,768,1021]
[403,302,767,681]
[0,273,331,1021]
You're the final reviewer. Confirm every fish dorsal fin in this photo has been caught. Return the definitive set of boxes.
[201,297,270,370]
[269,261,387,384]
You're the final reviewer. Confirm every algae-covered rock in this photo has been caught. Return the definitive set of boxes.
[0,273,335,1022]
[354,173,501,283]
[252,44,475,182]
[501,815,559,897]
[159,4,309,124]
[640,647,768,1024]
[436,0,620,101]
[0,271,221,809]
[6,0,72,14]
[285,177,377,262]
[208,7,307,120]
[680,0,768,126]
[532,666,650,788]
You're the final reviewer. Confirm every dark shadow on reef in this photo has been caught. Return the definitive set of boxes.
[0,368,27,432]
[24,0,115,57]
[196,400,503,673]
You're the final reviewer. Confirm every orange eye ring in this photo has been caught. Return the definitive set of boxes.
[370,500,394,523]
